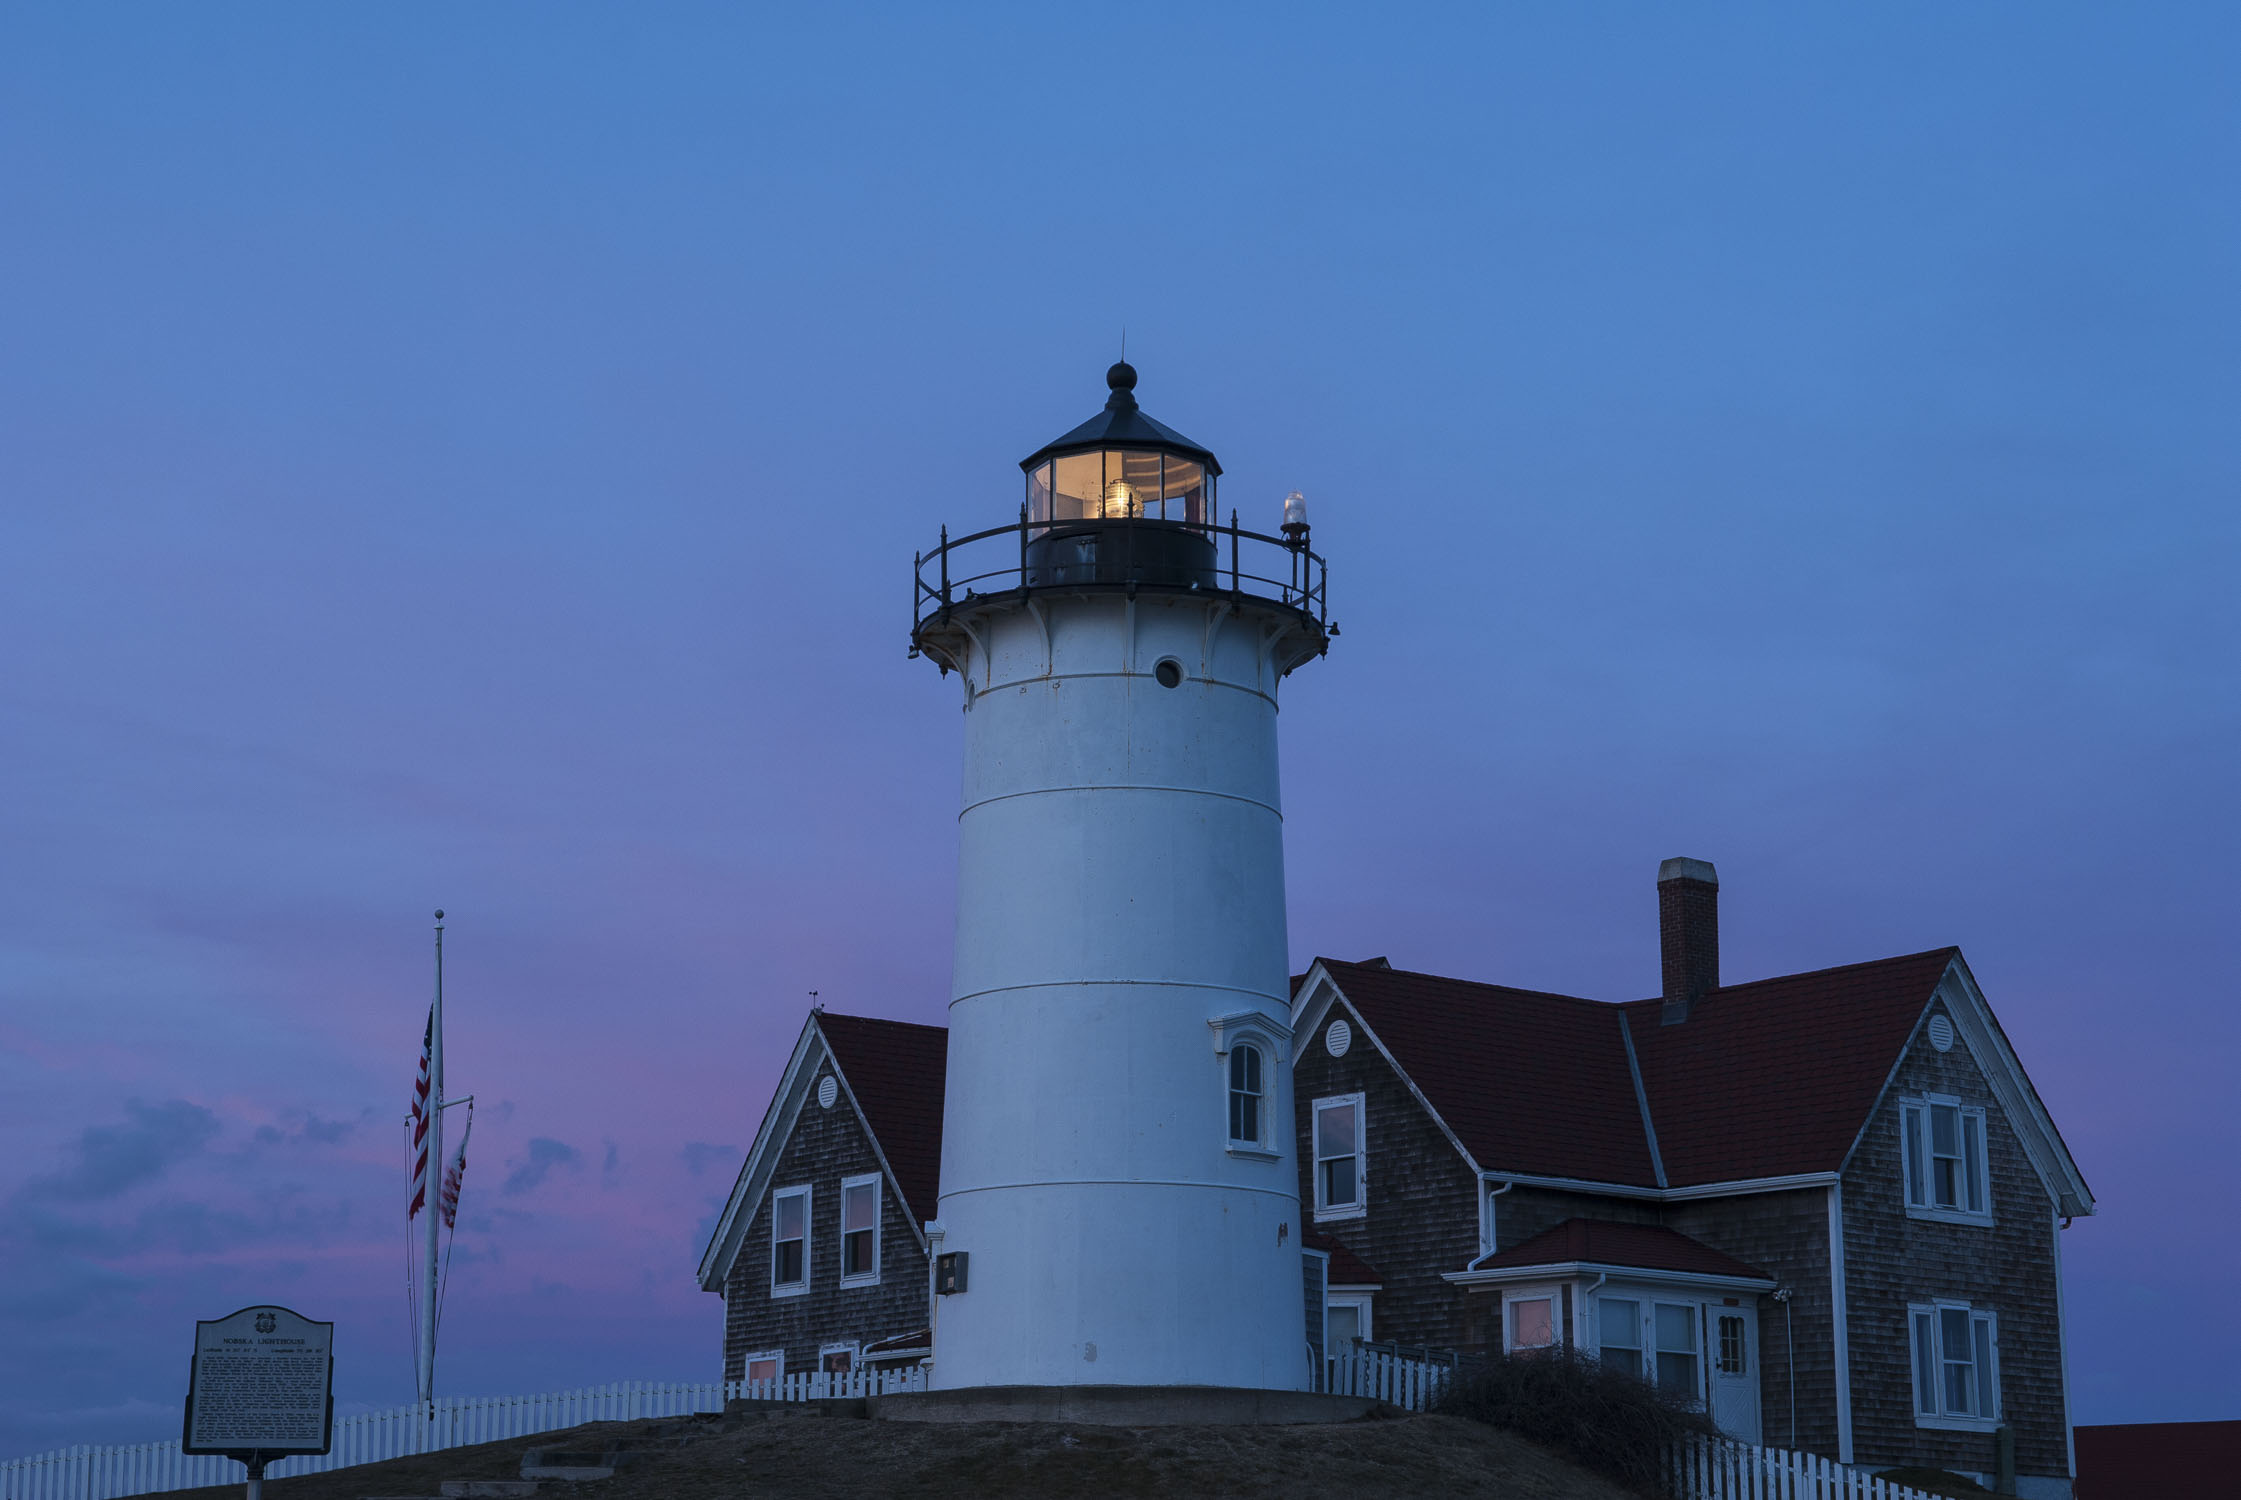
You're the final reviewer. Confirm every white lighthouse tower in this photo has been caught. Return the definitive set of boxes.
[912,363,1331,1391]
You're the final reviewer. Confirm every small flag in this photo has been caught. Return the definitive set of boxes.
[409,1008,432,1220]
[441,1112,472,1230]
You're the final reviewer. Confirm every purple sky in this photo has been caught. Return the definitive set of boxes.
[3,3,2235,1455]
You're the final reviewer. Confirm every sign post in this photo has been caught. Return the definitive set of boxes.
[182,1305,335,1498]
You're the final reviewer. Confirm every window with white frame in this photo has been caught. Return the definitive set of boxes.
[1325,1292,1372,1350]
[1598,1296,1643,1378]
[1312,1094,1366,1219]
[771,1185,810,1295]
[819,1342,858,1374]
[742,1349,783,1386]
[1228,1044,1265,1146]
[1910,1301,1999,1427]
[840,1173,880,1286]
[1653,1302,1701,1398]
[1901,1096,1991,1222]
[1504,1288,1560,1354]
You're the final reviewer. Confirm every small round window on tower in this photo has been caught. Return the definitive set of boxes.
[1154,658,1184,689]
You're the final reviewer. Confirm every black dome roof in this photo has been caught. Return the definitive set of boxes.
[1018,362,1222,476]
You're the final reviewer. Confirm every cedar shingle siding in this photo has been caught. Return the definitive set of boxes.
[720,1068,928,1379]
[1292,1002,1481,1349]
[1841,1002,2070,1482]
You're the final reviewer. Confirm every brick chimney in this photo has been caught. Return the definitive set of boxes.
[1658,857,1719,1024]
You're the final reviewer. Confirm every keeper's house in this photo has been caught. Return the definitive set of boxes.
[697,860,2091,1499]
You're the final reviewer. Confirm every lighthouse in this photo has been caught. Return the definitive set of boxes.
[911,363,1332,1391]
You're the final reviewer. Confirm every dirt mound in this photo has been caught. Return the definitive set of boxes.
[154,1407,1640,1499]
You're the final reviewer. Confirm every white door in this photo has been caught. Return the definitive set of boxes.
[1707,1307,1761,1444]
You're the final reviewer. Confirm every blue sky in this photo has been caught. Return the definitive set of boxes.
[2,2,2235,1454]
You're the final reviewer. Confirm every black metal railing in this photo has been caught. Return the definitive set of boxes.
[912,507,1330,649]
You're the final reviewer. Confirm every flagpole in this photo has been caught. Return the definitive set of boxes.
[418,910,444,1416]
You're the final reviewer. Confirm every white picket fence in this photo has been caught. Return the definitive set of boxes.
[1,1369,928,1500]
[1669,1437,1945,1500]
[1321,1342,1454,1411]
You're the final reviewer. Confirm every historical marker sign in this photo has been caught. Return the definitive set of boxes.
[182,1305,334,1458]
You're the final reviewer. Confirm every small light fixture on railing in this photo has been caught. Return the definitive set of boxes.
[1281,489,1309,547]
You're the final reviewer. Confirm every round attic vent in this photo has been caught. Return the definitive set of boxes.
[1326,1018,1353,1058]
[817,1075,839,1108]
[1927,1014,1955,1053]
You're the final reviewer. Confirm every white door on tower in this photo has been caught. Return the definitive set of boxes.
[1708,1307,1761,1445]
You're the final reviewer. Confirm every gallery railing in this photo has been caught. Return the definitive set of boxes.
[912,509,1330,654]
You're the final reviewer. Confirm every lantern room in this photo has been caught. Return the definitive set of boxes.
[1018,362,1221,588]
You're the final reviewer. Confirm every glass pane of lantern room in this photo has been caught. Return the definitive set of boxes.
[1163,456,1206,527]
[1113,450,1161,519]
[1027,462,1054,524]
[1052,452,1102,522]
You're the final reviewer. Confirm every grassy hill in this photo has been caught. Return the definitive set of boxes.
[154,1407,1642,1499]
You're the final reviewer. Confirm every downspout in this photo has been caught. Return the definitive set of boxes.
[1774,1285,1796,1449]
[1579,1272,1608,1355]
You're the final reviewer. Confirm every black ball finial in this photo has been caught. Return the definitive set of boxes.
[1104,359,1139,411]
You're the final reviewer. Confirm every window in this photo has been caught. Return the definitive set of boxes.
[771,1185,810,1295]
[1326,1293,1372,1349]
[819,1342,858,1375]
[1313,1094,1366,1219]
[840,1174,880,1286]
[1228,1045,1264,1145]
[1717,1315,1747,1377]
[1654,1303,1700,1397]
[1902,1097,1991,1222]
[1910,1302,2000,1428]
[1505,1292,1558,1354]
[1599,1297,1643,1378]
[742,1350,783,1387]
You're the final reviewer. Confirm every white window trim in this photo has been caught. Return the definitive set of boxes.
[1226,1039,1274,1156]
[1325,1291,1372,1350]
[740,1348,785,1386]
[818,1340,861,1374]
[770,1183,811,1297]
[1500,1283,1563,1355]
[1312,1092,1368,1222]
[1908,1299,2001,1430]
[839,1172,881,1288]
[1901,1094,1995,1227]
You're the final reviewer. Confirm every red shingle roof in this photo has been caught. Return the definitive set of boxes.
[816,1011,947,1223]
[1309,948,1958,1189]
[1622,949,1957,1186]
[1472,1218,1772,1283]
[2075,1420,2241,1500]
[1311,960,1662,1186]
[1303,1228,1383,1286]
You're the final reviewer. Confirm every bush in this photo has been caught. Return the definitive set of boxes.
[1431,1347,1719,1498]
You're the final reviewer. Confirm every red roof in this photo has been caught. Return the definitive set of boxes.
[863,1327,932,1358]
[2075,1420,2241,1499]
[1311,960,1663,1185]
[1303,1228,1383,1286]
[816,1011,947,1223]
[1309,948,1958,1188]
[1621,949,1957,1185]
[1472,1217,1772,1283]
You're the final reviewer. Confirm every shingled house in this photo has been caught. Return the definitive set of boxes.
[1291,860,2093,1498]
[695,1010,945,1382]
[697,862,2091,1498]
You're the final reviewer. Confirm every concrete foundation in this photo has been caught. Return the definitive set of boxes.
[867,1385,1391,1426]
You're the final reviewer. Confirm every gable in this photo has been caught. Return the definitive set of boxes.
[697,1009,949,1292]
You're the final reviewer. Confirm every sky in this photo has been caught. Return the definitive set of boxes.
[2,0,2235,1456]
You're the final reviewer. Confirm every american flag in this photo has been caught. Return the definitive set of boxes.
[408,1007,432,1220]
[440,1112,472,1230]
